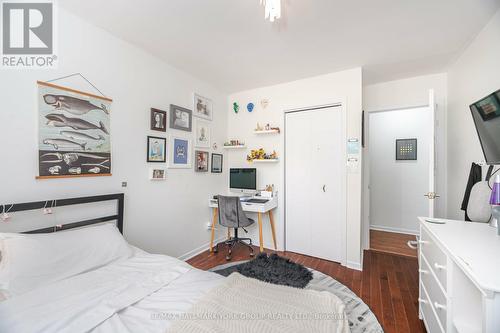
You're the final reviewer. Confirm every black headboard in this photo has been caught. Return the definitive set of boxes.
[0,193,124,234]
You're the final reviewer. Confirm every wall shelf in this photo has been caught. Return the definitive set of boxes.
[254,129,280,135]
[223,145,246,149]
[250,159,279,163]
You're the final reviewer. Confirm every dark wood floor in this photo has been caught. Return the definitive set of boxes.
[187,246,425,333]
[370,230,418,258]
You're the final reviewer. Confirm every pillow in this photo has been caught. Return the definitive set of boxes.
[467,181,492,222]
[0,223,132,298]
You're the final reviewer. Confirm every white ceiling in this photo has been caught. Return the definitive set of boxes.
[60,0,500,93]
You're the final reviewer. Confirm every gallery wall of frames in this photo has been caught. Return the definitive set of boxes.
[147,93,223,180]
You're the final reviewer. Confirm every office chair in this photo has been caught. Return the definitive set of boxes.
[213,196,255,260]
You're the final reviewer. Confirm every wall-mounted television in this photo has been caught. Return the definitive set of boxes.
[470,89,500,165]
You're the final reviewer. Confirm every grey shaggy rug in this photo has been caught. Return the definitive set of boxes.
[211,256,384,333]
[213,253,313,288]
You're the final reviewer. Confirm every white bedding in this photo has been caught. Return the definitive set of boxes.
[0,248,224,333]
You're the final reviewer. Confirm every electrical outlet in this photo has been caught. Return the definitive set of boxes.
[121,182,128,187]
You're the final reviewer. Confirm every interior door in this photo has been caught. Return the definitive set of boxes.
[285,106,344,262]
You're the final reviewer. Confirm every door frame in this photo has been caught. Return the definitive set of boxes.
[362,89,436,251]
[283,102,347,266]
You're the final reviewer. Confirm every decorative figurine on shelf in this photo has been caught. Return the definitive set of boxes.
[233,102,239,113]
[265,123,270,130]
[247,148,278,161]
[270,126,281,133]
[255,123,264,131]
[224,139,244,147]
[247,103,255,112]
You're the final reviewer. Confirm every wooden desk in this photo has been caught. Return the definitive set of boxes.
[209,197,278,253]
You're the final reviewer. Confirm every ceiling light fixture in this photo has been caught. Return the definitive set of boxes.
[260,0,281,22]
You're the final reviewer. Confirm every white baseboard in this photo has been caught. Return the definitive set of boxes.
[370,224,419,236]
[346,260,362,271]
[177,236,226,261]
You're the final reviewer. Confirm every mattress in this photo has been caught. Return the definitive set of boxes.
[0,248,225,333]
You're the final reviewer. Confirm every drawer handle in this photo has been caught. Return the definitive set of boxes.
[407,240,418,249]
[434,263,446,271]
[418,269,429,275]
[418,298,428,304]
[434,302,446,311]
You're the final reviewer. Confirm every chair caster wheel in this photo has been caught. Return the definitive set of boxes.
[226,255,231,261]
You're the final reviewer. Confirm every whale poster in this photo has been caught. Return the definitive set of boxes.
[37,81,112,178]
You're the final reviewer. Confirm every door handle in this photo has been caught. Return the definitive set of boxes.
[424,192,441,199]
[322,185,326,192]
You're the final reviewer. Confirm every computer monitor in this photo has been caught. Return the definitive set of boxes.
[229,168,257,193]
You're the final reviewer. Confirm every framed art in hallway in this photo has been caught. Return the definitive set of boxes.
[193,93,213,120]
[194,119,211,148]
[195,150,209,172]
[169,104,192,132]
[395,138,417,161]
[169,135,192,168]
[150,108,167,132]
[211,153,223,173]
[147,136,166,162]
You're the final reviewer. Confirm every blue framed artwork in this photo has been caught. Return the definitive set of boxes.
[169,136,191,168]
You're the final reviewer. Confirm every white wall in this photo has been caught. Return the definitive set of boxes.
[0,8,228,259]
[227,68,363,269]
[447,9,500,219]
[369,108,431,234]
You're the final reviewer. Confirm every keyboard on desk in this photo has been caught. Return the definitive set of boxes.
[245,198,269,204]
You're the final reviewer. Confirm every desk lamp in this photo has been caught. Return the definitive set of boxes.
[490,174,500,233]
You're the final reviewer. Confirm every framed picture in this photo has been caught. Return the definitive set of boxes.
[193,93,213,121]
[37,81,112,179]
[150,108,167,132]
[147,136,166,162]
[149,168,166,180]
[169,104,192,132]
[169,135,192,168]
[195,150,209,172]
[194,119,211,148]
[211,153,223,173]
[396,138,417,161]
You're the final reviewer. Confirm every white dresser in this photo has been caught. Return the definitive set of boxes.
[418,217,500,333]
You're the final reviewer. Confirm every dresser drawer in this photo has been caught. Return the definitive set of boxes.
[420,255,447,329]
[420,283,445,333]
[420,227,447,291]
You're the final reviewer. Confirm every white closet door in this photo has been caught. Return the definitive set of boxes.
[285,106,344,262]
[285,110,313,255]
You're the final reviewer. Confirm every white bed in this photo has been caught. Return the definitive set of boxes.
[0,222,348,333]
[0,224,226,333]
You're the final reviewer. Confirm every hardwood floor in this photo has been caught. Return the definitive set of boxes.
[187,245,426,333]
[370,229,418,258]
